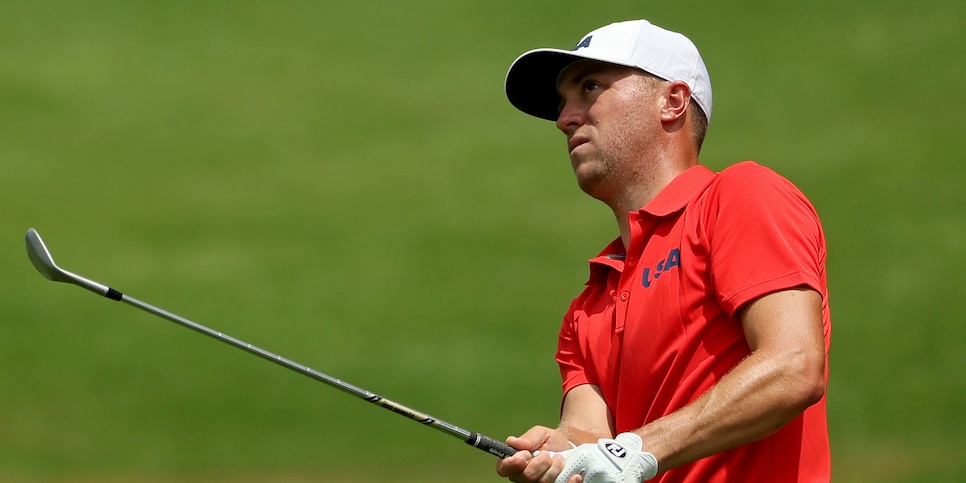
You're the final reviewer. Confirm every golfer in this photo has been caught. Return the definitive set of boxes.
[496,20,831,482]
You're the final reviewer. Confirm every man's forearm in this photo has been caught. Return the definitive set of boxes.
[559,424,612,446]
[638,347,824,470]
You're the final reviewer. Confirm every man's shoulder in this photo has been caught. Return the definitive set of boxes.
[717,160,778,180]
[708,161,800,195]
[702,160,817,217]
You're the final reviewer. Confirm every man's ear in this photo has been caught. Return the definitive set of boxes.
[660,81,691,123]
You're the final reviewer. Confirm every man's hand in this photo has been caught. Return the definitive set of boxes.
[496,426,576,482]
[554,433,658,483]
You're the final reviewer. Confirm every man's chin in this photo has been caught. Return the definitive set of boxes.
[575,173,607,200]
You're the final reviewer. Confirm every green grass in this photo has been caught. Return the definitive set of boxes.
[1,1,964,481]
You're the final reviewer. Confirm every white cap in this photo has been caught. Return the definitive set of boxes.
[505,20,712,122]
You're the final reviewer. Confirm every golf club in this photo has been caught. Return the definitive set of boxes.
[25,227,518,459]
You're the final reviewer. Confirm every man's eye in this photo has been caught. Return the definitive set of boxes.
[583,80,600,92]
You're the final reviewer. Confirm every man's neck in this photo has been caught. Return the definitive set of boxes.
[612,160,697,251]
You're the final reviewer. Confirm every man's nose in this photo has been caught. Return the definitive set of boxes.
[556,99,584,135]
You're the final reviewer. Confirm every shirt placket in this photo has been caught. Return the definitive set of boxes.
[606,212,657,418]
[616,212,657,330]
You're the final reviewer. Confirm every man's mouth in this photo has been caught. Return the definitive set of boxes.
[568,135,589,154]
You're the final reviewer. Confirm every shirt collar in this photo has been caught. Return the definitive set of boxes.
[585,164,717,284]
[640,164,716,217]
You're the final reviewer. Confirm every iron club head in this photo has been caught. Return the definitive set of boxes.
[26,228,111,297]
[26,228,68,282]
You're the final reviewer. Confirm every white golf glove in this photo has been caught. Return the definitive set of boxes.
[554,433,658,483]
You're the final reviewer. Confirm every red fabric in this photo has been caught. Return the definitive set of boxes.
[557,162,831,481]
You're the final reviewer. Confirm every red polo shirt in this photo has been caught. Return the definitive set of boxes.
[557,162,831,482]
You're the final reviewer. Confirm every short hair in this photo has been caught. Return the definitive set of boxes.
[690,103,708,153]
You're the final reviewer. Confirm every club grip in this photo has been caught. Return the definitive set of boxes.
[465,432,518,458]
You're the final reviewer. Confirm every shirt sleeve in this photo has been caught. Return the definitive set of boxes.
[556,301,591,396]
[706,162,827,316]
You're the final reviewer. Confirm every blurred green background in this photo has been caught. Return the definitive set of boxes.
[2,1,963,481]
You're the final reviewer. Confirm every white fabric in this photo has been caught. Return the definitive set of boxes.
[554,433,658,483]
[505,19,712,122]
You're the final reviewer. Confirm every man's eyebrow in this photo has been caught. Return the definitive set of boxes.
[556,65,593,93]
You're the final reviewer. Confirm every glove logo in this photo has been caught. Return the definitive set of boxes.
[604,442,627,458]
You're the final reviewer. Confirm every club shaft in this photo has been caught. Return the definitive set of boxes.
[25,228,517,459]
[117,294,517,458]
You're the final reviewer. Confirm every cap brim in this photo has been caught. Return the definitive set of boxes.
[505,48,639,121]
[505,49,577,121]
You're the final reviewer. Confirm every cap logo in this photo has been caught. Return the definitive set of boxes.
[572,35,592,51]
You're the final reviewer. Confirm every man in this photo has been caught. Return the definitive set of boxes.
[496,20,831,482]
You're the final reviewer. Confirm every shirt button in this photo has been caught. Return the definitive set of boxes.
[619,291,630,301]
